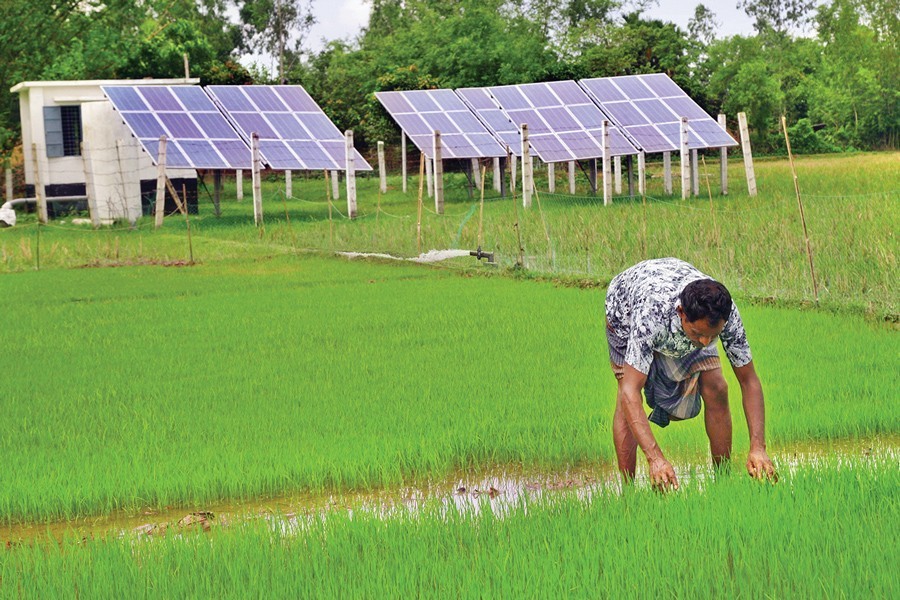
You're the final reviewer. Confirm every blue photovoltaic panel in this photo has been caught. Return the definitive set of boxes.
[472,81,638,161]
[375,89,507,159]
[579,74,737,152]
[206,85,371,171]
[456,87,521,152]
[102,85,252,169]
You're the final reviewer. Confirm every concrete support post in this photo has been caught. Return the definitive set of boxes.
[521,124,532,208]
[738,112,757,196]
[568,160,576,194]
[433,130,444,214]
[680,118,690,200]
[663,151,672,195]
[718,114,728,195]
[377,141,387,193]
[601,121,611,205]
[344,130,358,218]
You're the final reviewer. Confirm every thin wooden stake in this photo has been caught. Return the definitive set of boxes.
[782,115,819,303]
[416,153,425,254]
[183,183,193,264]
[324,169,334,250]
[31,143,47,223]
[478,164,486,248]
[81,141,100,228]
[509,146,524,268]
[701,155,723,267]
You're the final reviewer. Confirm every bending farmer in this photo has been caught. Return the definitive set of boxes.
[605,257,776,489]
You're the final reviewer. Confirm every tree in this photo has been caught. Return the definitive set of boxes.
[737,0,816,37]
[236,0,316,83]
[688,3,719,45]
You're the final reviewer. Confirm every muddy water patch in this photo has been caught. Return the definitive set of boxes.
[2,436,895,545]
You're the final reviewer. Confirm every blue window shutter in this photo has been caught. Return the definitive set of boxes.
[43,106,64,158]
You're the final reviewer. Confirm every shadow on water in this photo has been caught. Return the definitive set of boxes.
[2,435,895,545]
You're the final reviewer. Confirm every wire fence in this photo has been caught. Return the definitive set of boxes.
[2,154,898,316]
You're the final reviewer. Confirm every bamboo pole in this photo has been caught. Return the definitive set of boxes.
[324,169,334,250]
[31,143,47,223]
[509,146,524,268]
[663,151,672,195]
[478,165,486,248]
[416,153,425,254]
[81,141,99,228]
[182,183,194,264]
[782,115,819,303]
[401,131,408,193]
[701,155,722,266]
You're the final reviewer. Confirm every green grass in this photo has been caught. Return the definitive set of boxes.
[1,459,895,598]
[0,152,897,317]
[0,254,895,524]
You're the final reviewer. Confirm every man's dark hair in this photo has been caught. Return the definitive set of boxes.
[680,279,732,324]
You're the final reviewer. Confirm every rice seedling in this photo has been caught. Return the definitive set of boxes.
[0,254,895,524]
[0,459,895,598]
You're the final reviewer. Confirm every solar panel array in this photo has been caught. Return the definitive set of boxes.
[375,90,507,160]
[579,74,737,152]
[483,81,638,162]
[102,86,253,169]
[206,85,371,171]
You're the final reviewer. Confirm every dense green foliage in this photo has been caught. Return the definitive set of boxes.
[0,248,896,523]
[1,461,896,597]
[1,0,896,156]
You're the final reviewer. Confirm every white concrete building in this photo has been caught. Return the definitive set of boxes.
[11,78,199,223]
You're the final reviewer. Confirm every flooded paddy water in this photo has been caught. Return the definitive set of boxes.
[3,435,895,546]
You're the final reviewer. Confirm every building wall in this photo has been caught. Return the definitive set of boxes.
[13,79,197,222]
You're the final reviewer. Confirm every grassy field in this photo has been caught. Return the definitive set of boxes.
[0,151,896,594]
[0,254,896,524]
[1,152,897,317]
[1,459,895,598]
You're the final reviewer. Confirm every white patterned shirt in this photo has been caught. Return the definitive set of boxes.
[605,258,753,374]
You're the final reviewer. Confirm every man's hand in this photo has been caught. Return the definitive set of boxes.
[649,457,679,491]
[746,448,777,482]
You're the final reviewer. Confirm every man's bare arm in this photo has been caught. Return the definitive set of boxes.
[619,364,679,489]
[732,361,776,479]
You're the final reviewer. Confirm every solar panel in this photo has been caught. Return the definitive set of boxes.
[579,74,737,152]
[102,86,252,169]
[461,82,638,162]
[206,85,372,171]
[375,89,507,160]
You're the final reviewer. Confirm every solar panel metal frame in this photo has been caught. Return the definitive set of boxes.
[462,81,639,162]
[578,74,738,153]
[375,89,508,160]
[205,85,372,171]
[101,85,253,169]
